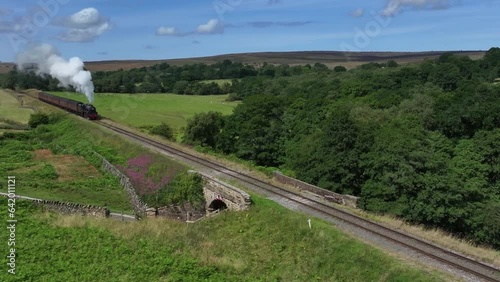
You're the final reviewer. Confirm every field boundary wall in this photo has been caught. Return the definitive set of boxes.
[0,193,109,217]
[94,152,147,218]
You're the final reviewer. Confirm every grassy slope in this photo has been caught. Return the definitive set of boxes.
[0,90,33,124]
[49,92,238,131]
[0,136,131,212]
[0,197,447,282]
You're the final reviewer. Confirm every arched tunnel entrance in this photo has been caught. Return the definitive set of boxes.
[208,199,228,213]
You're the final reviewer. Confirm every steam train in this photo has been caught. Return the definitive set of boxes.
[38,92,99,120]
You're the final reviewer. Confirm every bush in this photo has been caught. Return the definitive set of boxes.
[164,173,204,206]
[333,65,347,72]
[387,60,399,68]
[28,113,49,129]
[149,122,175,140]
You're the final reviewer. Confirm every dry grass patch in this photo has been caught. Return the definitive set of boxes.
[33,149,102,181]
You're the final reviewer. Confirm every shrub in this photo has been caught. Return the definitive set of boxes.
[161,172,204,206]
[28,113,49,129]
[149,122,175,140]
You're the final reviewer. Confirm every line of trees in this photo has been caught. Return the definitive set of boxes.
[182,48,500,248]
[1,59,344,95]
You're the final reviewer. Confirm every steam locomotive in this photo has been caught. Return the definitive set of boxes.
[38,92,99,120]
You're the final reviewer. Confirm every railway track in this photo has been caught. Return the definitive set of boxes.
[96,120,500,282]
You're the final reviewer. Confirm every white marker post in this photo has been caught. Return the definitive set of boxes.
[308,218,311,230]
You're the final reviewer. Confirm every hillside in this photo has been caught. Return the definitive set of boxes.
[0,50,485,73]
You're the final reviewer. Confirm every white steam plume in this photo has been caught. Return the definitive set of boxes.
[16,44,95,103]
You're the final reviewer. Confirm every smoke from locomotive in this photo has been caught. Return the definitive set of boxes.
[16,44,95,104]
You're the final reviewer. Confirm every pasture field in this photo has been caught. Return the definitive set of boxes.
[200,78,233,85]
[0,197,448,282]
[0,89,34,124]
[49,92,238,131]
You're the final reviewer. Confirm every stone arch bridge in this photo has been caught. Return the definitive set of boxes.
[188,171,251,212]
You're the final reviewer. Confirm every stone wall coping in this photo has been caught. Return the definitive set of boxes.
[273,171,359,208]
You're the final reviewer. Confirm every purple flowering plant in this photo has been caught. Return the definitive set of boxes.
[117,154,176,196]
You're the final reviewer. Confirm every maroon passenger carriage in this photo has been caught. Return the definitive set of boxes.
[38,92,99,120]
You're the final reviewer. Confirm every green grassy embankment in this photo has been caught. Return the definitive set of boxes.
[0,196,448,282]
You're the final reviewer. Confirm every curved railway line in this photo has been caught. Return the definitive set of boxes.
[96,120,500,282]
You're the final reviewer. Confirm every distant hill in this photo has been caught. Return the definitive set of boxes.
[0,50,485,73]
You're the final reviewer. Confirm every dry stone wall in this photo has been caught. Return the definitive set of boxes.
[35,200,109,217]
[156,203,206,222]
[0,194,109,217]
[94,152,147,217]
[273,171,359,208]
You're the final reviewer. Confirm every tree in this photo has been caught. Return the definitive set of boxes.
[3,70,17,89]
[313,63,329,73]
[286,102,373,195]
[183,111,225,148]
[123,82,136,93]
[386,60,399,68]
[428,63,461,91]
[333,66,347,72]
[483,47,500,68]
[218,95,287,166]
[359,117,450,216]
[172,81,189,94]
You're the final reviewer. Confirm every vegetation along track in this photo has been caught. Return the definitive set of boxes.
[95,120,500,282]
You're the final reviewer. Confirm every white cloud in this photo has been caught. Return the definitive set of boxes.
[0,21,21,33]
[156,19,224,37]
[382,0,452,16]
[156,26,178,36]
[54,7,111,42]
[59,22,110,42]
[196,19,224,34]
[351,8,364,17]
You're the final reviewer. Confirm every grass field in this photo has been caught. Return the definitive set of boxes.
[0,197,448,282]
[200,79,233,85]
[49,92,238,132]
[0,89,34,124]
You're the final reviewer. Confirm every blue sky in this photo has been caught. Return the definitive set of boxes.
[0,0,499,62]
